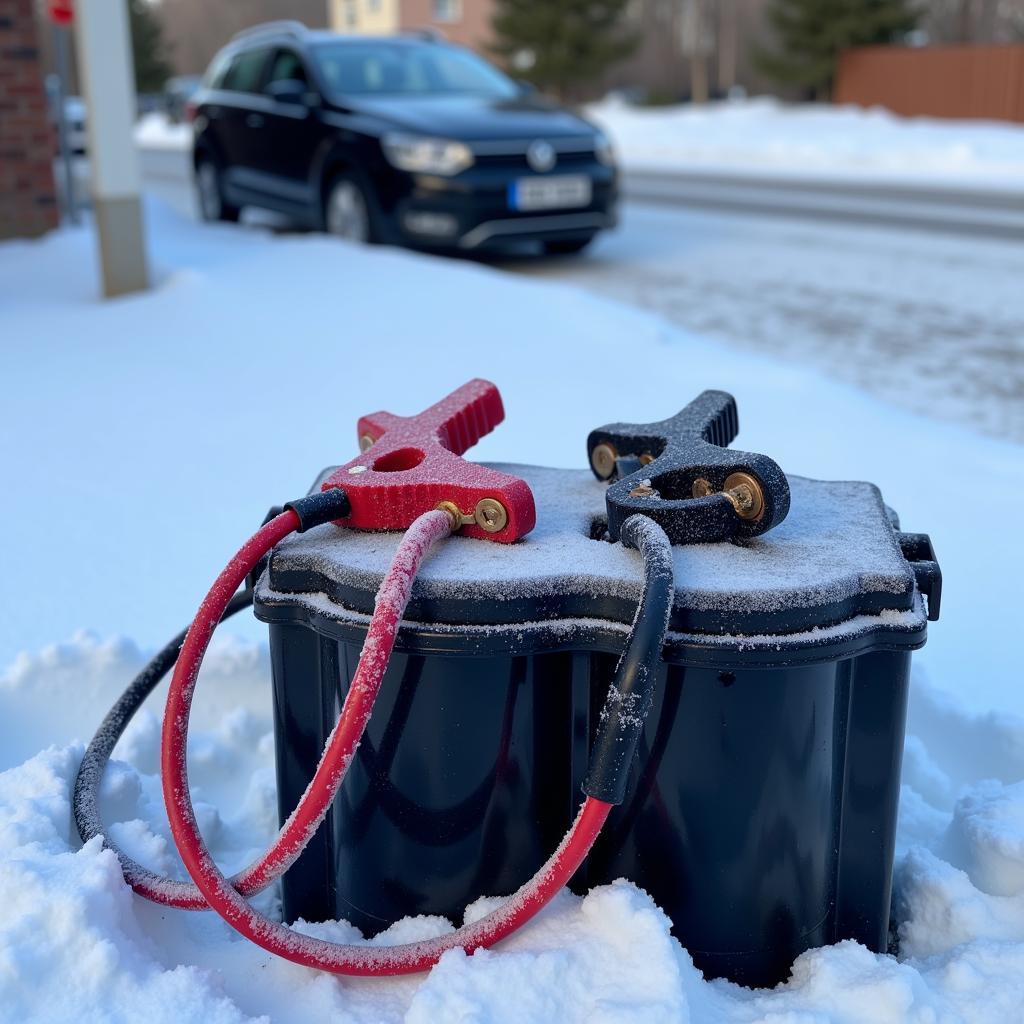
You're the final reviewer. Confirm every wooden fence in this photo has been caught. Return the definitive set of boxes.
[835,44,1024,123]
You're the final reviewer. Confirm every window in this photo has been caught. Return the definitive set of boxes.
[427,48,500,92]
[221,49,270,93]
[205,51,233,89]
[313,41,516,98]
[432,0,461,23]
[266,49,309,88]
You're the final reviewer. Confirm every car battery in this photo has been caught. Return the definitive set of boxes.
[253,406,941,988]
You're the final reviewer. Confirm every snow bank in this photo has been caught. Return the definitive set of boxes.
[134,112,192,152]
[589,96,1024,191]
[2,637,1024,1022]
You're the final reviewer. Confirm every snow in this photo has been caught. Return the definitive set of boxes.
[4,649,1024,1021]
[588,95,1024,192]
[3,199,1020,712]
[2,197,1024,1020]
[513,200,1024,445]
[270,468,916,620]
[134,112,192,152]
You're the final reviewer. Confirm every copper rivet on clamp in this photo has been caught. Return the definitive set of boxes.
[629,479,658,499]
[474,498,508,533]
[436,501,472,531]
[359,434,375,452]
[723,472,765,521]
[590,443,618,480]
[693,474,764,520]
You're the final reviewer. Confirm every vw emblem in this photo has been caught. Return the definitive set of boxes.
[526,139,556,172]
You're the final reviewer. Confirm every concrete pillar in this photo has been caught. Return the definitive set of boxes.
[74,0,148,297]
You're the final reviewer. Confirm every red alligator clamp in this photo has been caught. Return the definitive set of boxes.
[321,379,536,543]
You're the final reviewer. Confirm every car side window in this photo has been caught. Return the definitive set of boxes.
[266,49,309,88]
[205,51,232,90]
[221,49,270,93]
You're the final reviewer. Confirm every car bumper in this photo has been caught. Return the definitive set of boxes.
[456,210,617,249]
[378,162,618,250]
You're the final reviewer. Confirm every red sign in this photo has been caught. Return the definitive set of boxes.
[47,0,74,26]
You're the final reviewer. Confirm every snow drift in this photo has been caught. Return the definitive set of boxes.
[588,96,1024,192]
[3,638,1024,1022]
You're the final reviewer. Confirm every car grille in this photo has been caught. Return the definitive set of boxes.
[472,149,597,171]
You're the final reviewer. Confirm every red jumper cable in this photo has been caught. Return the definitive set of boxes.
[75,380,675,975]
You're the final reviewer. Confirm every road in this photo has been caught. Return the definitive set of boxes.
[623,170,1024,242]
[139,148,1024,443]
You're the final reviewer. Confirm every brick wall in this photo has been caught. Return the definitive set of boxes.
[398,0,495,52]
[0,0,58,239]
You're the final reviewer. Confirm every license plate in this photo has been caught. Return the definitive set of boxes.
[510,175,592,211]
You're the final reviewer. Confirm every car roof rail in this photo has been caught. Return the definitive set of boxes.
[231,20,307,45]
[408,27,447,43]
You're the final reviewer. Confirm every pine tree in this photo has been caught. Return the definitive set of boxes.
[490,0,637,100]
[129,0,173,94]
[757,0,919,100]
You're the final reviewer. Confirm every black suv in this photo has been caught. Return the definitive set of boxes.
[191,22,617,254]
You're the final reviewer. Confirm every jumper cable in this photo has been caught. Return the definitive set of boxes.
[73,380,676,975]
[161,507,671,973]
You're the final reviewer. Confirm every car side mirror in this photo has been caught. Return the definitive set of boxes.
[516,79,537,96]
[267,79,311,106]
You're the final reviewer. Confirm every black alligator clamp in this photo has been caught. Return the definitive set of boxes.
[587,390,791,545]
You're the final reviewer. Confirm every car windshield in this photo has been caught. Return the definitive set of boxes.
[312,41,519,99]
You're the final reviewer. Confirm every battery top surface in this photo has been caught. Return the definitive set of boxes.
[256,464,930,662]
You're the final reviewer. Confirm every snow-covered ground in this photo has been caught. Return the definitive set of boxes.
[589,96,1024,191]
[3,200,1024,1021]
[134,111,192,151]
[502,201,1024,444]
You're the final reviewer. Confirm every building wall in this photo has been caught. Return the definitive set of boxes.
[329,0,400,34]
[835,44,1024,123]
[397,0,494,51]
[0,0,58,239]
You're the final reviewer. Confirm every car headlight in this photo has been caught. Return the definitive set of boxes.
[593,131,616,167]
[381,134,474,176]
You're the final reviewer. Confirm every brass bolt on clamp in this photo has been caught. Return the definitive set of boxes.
[473,497,508,533]
[437,498,509,534]
[590,442,618,480]
[692,473,765,521]
[629,479,659,499]
[591,444,655,481]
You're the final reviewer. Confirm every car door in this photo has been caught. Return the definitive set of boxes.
[215,47,273,196]
[256,47,326,210]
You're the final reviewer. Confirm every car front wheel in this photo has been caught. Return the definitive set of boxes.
[324,175,376,243]
[196,158,239,223]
